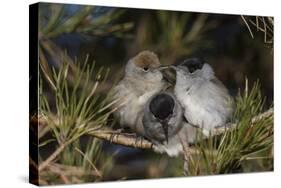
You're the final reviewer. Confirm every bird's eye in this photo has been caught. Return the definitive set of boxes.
[143,67,149,71]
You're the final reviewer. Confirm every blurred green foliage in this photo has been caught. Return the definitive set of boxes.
[134,11,216,65]
[39,3,134,38]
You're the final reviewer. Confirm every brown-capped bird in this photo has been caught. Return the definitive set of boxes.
[112,51,169,135]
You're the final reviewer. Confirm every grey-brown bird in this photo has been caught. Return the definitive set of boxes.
[112,51,169,135]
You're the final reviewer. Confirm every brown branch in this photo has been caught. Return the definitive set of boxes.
[87,130,154,150]
[40,162,102,177]
[40,162,102,184]
[251,108,273,123]
[87,130,199,155]
[213,107,273,135]
[89,108,273,151]
[33,108,273,167]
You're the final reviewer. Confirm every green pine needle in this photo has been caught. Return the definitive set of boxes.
[187,79,273,175]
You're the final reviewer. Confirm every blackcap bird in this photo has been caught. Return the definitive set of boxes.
[143,92,198,157]
[172,58,233,134]
[112,51,168,135]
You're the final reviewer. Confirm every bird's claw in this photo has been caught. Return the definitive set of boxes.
[134,135,144,147]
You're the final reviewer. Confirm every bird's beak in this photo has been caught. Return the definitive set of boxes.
[158,65,170,71]
[170,65,179,71]
[158,65,176,85]
[162,122,169,143]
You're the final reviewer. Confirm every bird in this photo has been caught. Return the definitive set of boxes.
[111,50,169,136]
[171,58,234,134]
[142,92,198,157]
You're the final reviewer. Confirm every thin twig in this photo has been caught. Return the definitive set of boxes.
[241,16,254,39]
[74,147,102,178]
[38,143,67,172]
[41,162,102,177]
[179,136,192,176]
[46,166,71,185]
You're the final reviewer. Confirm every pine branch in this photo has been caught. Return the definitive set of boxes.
[33,107,273,156]
[87,130,154,150]
[213,107,273,136]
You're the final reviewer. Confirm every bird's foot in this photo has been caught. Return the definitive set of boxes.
[108,129,139,143]
[134,135,145,147]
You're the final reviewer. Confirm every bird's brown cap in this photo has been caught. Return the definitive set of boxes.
[132,50,161,69]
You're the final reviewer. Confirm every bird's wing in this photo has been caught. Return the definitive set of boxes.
[182,115,200,128]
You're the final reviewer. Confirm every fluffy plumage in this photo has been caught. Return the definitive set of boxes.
[112,51,168,135]
[143,92,198,157]
[173,58,233,133]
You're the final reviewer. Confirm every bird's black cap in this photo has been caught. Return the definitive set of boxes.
[179,58,204,73]
[149,93,174,120]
